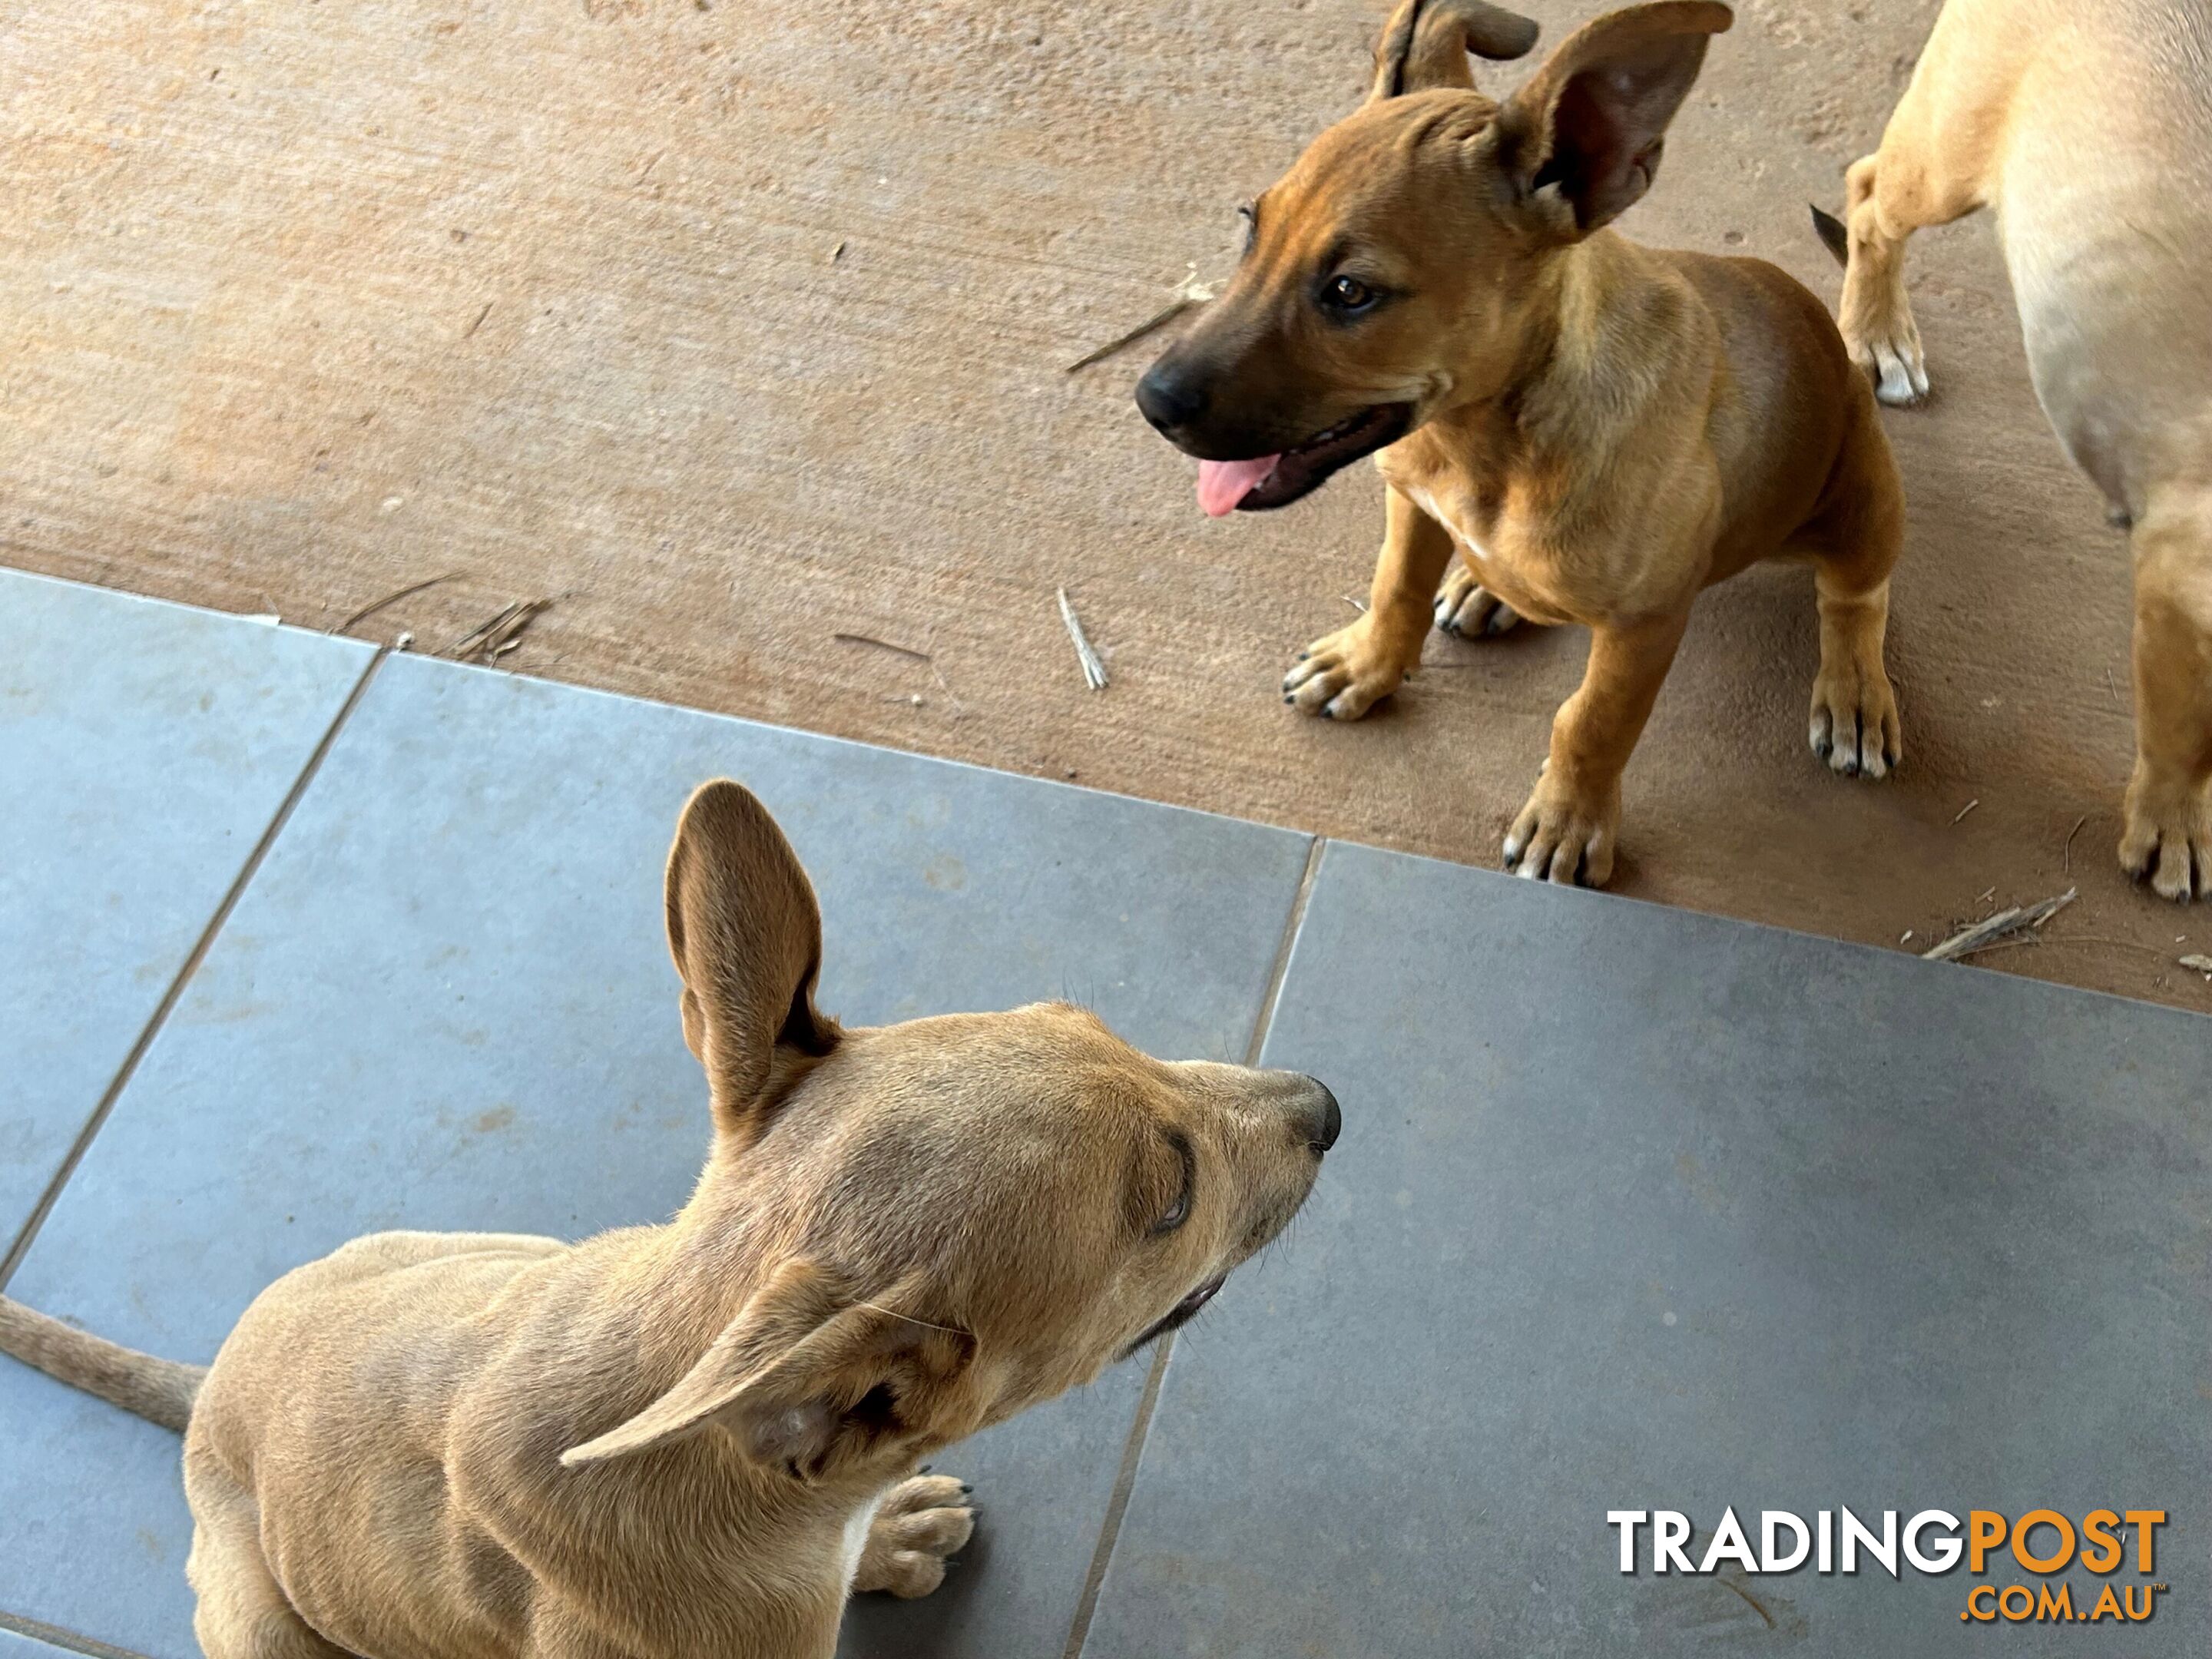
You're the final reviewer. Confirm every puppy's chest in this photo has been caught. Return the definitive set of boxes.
[1401,483,1574,623]
[840,1489,887,1594]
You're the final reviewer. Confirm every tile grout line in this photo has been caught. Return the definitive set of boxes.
[1237,835,1328,1074]
[1057,833,1329,1659]
[0,1608,158,1659]
[0,648,389,1293]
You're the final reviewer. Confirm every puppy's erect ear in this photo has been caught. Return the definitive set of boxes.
[558,1260,977,1477]
[664,780,839,1137]
[1496,2,1732,231]
[1369,0,1540,101]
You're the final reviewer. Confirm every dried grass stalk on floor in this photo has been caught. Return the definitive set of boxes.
[1921,888,2077,962]
[1057,588,1108,691]
[451,598,553,664]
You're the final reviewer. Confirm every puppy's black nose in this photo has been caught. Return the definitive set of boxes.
[1303,1078,1342,1154]
[1135,362,1207,433]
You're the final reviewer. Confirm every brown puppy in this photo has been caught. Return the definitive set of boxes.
[1819,0,2212,900]
[0,780,1338,1659]
[1137,0,1906,887]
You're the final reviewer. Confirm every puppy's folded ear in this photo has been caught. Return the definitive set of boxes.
[664,780,840,1141]
[1369,0,1540,102]
[558,1260,976,1477]
[1496,1,1733,231]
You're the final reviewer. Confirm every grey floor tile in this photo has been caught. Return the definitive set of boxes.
[0,1626,118,1659]
[1089,843,2210,1658]
[2,650,1310,1657]
[0,571,372,1241]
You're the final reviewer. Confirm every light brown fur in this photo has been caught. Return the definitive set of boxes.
[1826,0,2212,900]
[1137,0,1906,886]
[0,780,1337,1659]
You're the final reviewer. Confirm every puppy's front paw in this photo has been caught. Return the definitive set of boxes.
[2119,764,2211,902]
[1282,618,1412,720]
[853,1474,975,1599]
[1808,665,1901,780]
[1433,565,1522,638]
[1503,772,1619,887]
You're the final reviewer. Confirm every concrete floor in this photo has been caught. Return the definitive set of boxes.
[1,0,2202,1017]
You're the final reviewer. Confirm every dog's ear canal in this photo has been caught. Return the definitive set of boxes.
[1495,1,1734,231]
[558,1261,977,1475]
[663,780,840,1141]
[1368,0,1540,101]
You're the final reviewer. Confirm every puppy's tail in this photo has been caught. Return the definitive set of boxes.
[0,1296,205,1432]
[1810,204,1849,267]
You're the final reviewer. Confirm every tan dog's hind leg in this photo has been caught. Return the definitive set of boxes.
[1504,608,1692,886]
[1284,487,1453,719]
[2120,486,2212,900]
[1803,406,1906,778]
[1836,45,1995,408]
[851,1474,976,1599]
[187,1464,350,1659]
[1433,559,1526,639]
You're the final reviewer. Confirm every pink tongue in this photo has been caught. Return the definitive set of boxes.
[1197,455,1280,518]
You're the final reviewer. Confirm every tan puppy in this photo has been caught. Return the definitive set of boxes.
[0,780,1339,1659]
[1817,0,2212,900]
[1137,0,1907,887]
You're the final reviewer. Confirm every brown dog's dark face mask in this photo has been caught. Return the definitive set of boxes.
[1134,0,1730,515]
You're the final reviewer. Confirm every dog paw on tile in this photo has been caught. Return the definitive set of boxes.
[852,1473,978,1598]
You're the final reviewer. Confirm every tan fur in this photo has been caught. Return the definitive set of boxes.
[0,780,1337,1659]
[1138,0,1906,886]
[1827,0,2212,900]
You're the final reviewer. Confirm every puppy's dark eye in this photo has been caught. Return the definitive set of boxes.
[1151,1131,1195,1235]
[1322,274,1378,313]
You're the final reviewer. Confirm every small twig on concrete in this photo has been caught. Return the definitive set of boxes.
[2061,813,2088,874]
[1341,594,1369,614]
[833,631,932,662]
[462,303,494,340]
[1065,271,1217,373]
[334,571,462,634]
[451,597,553,664]
[1921,888,2077,962]
[1951,797,1979,825]
[2181,953,2212,979]
[1065,300,1191,373]
[1057,588,1108,690]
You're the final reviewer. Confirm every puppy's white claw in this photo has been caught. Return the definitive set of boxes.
[1871,342,1927,408]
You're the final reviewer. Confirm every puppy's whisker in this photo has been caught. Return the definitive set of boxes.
[853,1303,972,1337]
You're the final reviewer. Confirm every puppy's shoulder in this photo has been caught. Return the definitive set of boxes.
[1665,249,1848,368]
